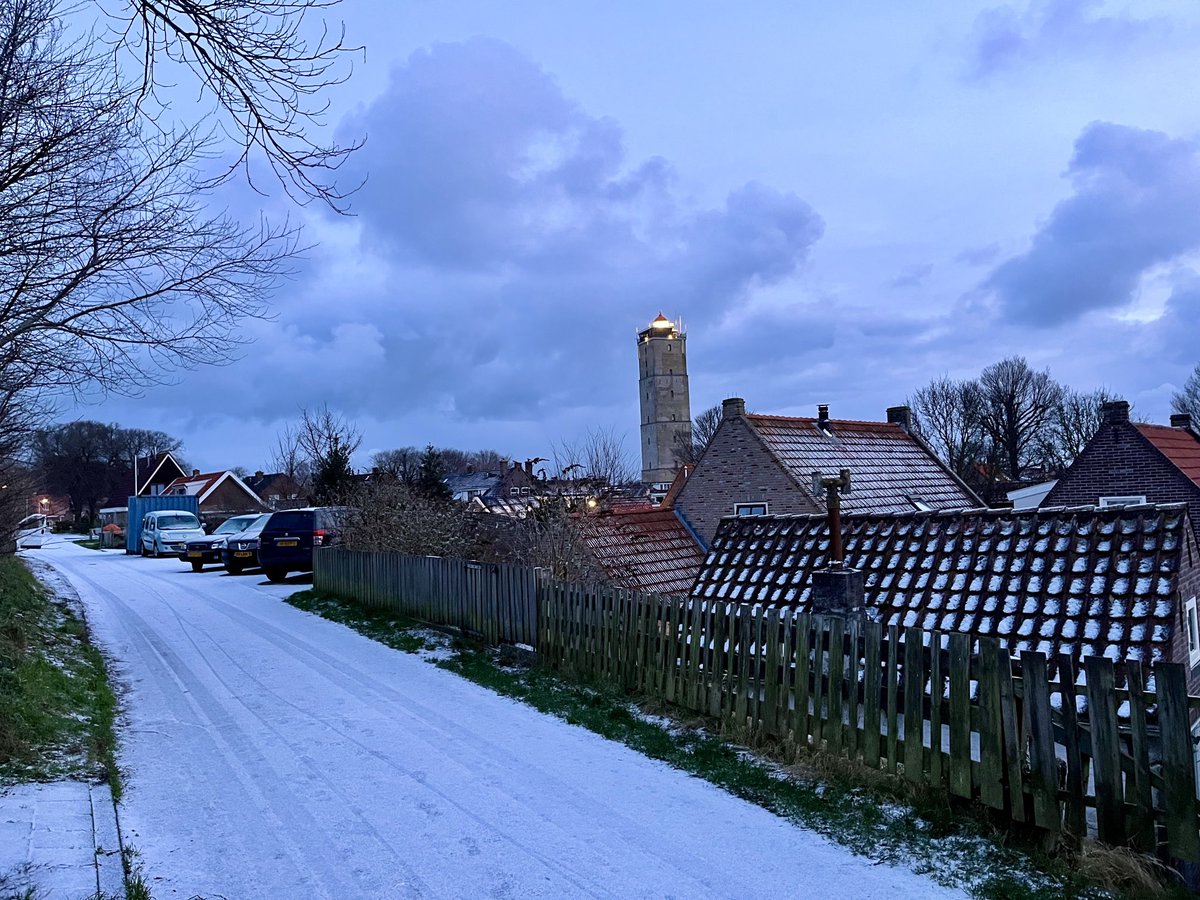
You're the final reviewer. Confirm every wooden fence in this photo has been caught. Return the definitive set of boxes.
[539,582,1200,863]
[313,549,1200,863]
[314,549,538,647]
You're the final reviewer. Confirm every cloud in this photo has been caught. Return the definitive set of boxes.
[981,122,1200,326]
[966,0,1174,78]
[269,38,825,421]
[889,263,933,289]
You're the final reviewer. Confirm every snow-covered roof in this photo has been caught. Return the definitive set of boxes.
[742,413,981,514]
[163,471,266,508]
[692,503,1193,669]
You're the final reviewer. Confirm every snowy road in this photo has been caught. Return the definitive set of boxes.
[29,541,964,899]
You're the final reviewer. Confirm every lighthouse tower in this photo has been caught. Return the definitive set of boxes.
[637,313,691,489]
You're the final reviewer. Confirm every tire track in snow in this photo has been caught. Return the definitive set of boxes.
[62,566,385,900]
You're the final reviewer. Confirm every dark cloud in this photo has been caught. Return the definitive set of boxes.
[981,122,1200,326]
[967,0,1173,78]
[889,263,933,289]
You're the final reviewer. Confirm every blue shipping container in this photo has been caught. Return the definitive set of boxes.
[126,495,201,554]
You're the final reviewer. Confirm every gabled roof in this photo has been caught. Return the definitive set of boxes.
[660,464,693,508]
[163,471,266,508]
[743,414,980,514]
[137,451,186,496]
[692,504,1191,668]
[578,507,705,596]
[1135,423,1200,487]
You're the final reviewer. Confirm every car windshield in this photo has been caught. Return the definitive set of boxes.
[215,516,257,535]
[240,514,273,538]
[157,514,199,530]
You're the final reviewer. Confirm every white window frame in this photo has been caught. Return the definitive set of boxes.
[734,502,769,517]
[1187,597,1200,668]
[1099,495,1147,507]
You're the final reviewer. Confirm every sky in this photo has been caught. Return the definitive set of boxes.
[77,0,1200,473]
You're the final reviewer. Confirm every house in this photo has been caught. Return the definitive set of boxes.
[111,451,188,500]
[162,470,267,523]
[446,461,537,503]
[673,398,981,547]
[575,504,706,596]
[691,503,1200,692]
[1044,401,1200,543]
[245,471,309,509]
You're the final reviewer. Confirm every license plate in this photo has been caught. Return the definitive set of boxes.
[276,540,298,547]
[188,551,203,558]
[234,551,252,558]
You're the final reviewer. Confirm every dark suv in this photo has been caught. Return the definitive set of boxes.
[256,507,348,583]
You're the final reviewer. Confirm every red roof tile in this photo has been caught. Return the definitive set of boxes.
[577,507,704,596]
[1136,424,1200,486]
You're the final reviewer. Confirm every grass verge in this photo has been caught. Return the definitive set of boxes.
[0,555,120,797]
[286,589,1187,900]
[72,539,103,551]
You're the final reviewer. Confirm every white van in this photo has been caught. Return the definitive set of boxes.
[141,510,205,557]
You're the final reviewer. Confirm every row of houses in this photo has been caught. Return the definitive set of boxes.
[571,396,1200,695]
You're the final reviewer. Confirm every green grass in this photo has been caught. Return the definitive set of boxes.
[0,556,120,797]
[285,589,1188,900]
[72,538,103,551]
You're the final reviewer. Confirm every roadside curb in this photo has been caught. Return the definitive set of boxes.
[91,783,125,898]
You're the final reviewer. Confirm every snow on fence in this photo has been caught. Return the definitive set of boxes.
[539,582,1200,864]
[313,549,538,647]
[313,549,1200,864]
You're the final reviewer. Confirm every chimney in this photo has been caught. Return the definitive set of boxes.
[1171,413,1192,430]
[192,468,200,477]
[887,405,913,432]
[817,404,830,428]
[524,459,534,475]
[1101,400,1130,426]
[254,470,264,479]
[722,397,746,418]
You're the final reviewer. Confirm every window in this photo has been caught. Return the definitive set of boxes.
[907,495,934,512]
[1099,495,1147,507]
[734,502,769,517]
[1187,597,1200,667]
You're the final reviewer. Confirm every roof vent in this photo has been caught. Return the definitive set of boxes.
[1171,413,1192,430]
[722,397,746,418]
[1100,400,1130,426]
[817,404,830,429]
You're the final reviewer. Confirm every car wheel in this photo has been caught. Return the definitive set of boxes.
[190,560,203,572]
[226,563,243,575]
[140,542,148,557]
[264,566,288,583]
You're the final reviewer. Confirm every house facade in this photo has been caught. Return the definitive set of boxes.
[691,503,1200,693]
[1044,401,1200,542]
[673,398,981,547]
[163,470,267,523]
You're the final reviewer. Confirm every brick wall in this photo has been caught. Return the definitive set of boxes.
[1173,526,1200,696]
[1044,422,1200,541]
[201,479,265,519]
[674,414,819,546]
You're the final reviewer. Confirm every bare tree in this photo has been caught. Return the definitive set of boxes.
[0,0,295,402]
[270,422,311,485]
[976,357,1065,480]
[104,0,362,208]
[910,377,987,484]
[554,427,636,492]
[371,447,420,486]
[1043,387,1121,473]
[1172,364,1200,424]
[673,403,723,466]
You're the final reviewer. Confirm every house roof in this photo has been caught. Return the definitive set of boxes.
[1136,423,1200,487]
[660,464,693,508]
[163,471,266,508]
[577,507,705,596]
[135,451,186,496]
[446,472,502,495]
[692,503,1191,668]
[743,414,980,514]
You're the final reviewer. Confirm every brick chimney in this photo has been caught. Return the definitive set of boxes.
[817,404,830,428]
[722,397,746,417]
[524,459,534,475]
[1171,413,1192,430]
[886,405,913,432]
[1101,400,1130,426]
[254,470,264,479]
[192,468,200,476]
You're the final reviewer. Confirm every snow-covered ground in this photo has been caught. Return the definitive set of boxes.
[28,541,965,899]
